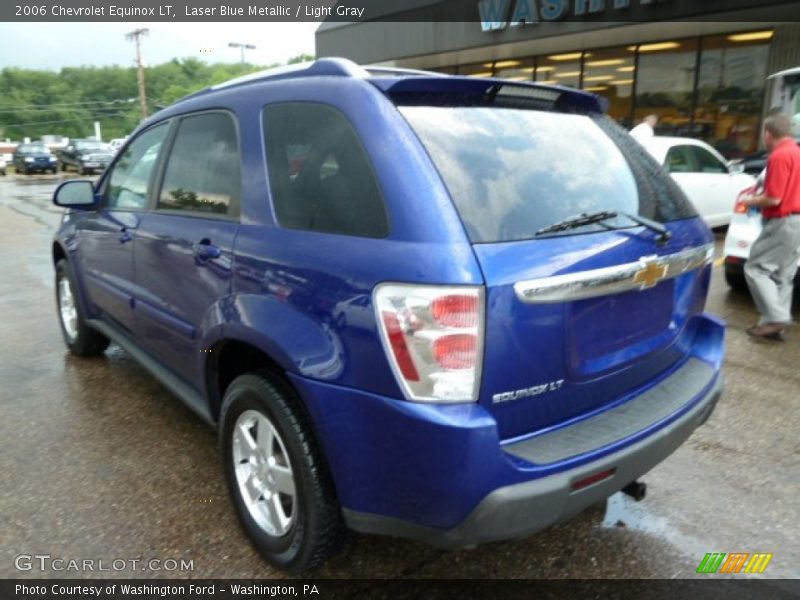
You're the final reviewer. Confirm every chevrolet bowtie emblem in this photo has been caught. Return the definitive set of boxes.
[633,258,668,289]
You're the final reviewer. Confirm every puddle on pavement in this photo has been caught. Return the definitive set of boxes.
[602,492,709,559]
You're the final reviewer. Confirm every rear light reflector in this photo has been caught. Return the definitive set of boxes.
[381,312,420,382]
[432,334,477,370]
[374,284,485,403]
[570,468,616,492]
[432,294,479,328]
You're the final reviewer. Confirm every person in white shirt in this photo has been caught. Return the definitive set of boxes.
[630,114,658,142]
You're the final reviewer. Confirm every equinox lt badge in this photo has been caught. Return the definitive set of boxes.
[493,380,565,404]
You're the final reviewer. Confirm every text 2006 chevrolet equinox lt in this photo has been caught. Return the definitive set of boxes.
[52,59,724,572]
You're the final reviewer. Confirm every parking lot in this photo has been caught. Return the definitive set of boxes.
[0,171,798,582]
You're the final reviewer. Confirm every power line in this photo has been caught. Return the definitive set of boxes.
[0,106,136,114]
[0,114,128,129]
[0,99,136,110]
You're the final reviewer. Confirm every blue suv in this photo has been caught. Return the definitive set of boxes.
[52,59,725,572]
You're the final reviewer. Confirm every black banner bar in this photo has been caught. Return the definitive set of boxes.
[3,0,800,23]
[2,579,800,600]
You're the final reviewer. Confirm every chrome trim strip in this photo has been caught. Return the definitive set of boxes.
[513,244,714,304]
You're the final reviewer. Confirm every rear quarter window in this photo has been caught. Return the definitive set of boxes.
[263,103,389,238]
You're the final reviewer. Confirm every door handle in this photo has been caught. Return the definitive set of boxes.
[119,228,132,244]
[192,239,222,260]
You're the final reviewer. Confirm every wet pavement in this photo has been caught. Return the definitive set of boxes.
[0,172,798,581]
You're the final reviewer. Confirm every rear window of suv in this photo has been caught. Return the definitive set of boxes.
[400,106,696,243]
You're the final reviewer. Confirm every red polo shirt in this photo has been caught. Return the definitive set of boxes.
[763,137,800,218]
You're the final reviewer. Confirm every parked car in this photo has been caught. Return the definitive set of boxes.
[13,143,58,174]
[57,139,114,174]
[108,137,128,154]
[640,136,756,228]
[51,58,725,573]
[741,150,768,176]
[0,156,6,176]
[722,174,800,291]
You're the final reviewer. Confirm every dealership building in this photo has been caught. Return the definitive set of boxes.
[317,0,800,157]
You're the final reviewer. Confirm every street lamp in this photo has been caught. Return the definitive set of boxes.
[228,42,256,64]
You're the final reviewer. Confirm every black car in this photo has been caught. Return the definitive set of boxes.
[13,143,58,174]
[57,139,114,174]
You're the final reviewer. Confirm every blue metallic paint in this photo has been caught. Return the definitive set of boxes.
[289,314,723,530]
[52,66,726,541]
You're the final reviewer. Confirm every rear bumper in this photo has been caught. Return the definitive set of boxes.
[290,314,725,548]
[343,372,722,548]
[20,163,55,172]
[724,256,745,275]
[725,255,800,282]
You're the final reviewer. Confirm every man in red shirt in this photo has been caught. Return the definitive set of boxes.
[742,115,800,340]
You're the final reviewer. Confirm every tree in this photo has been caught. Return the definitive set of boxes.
[0,58,278,141]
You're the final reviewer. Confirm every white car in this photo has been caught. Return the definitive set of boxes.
[722,171,800,291]
[108,138,128,154]
[641,136,755,228]
[0,157,6,176]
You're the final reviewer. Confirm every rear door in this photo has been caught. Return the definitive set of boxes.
[134,111,241,383]
[400,105,711,440]
[79,123,170,333]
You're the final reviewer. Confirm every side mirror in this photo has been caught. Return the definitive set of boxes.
[728,160,745,175]
[53,180,96,208]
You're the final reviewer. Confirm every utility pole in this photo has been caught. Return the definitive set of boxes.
[228,42,256,64]
[126,28,149,120]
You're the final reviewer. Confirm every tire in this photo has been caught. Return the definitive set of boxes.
[55,259,110,356]
[220,373,344,572]
[724,267,748,293]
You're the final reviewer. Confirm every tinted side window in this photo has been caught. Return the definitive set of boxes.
[691,146,728,174]
[665,146,697,173]
[263,103,388,238]
[157,112,240,216]
[106,124,169,210]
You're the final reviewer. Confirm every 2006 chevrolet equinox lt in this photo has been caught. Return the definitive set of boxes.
[52,58,725,572]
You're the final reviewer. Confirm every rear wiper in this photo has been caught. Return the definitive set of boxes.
[534,210,671,244]
[534,211,618,236]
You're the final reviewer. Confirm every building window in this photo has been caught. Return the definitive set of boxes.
[633,39,700,137]
[492,58,535,81]
[695,31,772,158]
[458,63,494,77]
[445,30,773,153]
[537,51,582,88]
[536,52,580,88]
[581,48,636,127]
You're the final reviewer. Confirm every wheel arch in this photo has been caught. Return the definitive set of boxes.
[52,241,67,265]
[205,337,341,500]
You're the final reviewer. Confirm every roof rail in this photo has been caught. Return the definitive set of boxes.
[206,57,369,93]
[365,66,447,78]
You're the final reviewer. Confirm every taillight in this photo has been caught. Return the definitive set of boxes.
[734,185,756,214]
[374,284,484,403]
